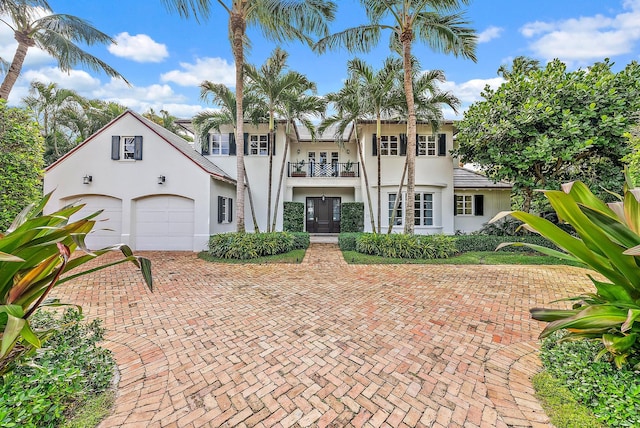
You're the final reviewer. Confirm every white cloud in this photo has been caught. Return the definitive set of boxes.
[477,26,504,43]
[520,0,640,62]
[161,57,235,87]
[439,77,505,119]
[108,32,168,63]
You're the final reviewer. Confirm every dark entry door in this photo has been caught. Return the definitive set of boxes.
[306,197,341,233]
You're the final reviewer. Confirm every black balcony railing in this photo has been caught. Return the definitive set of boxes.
[288,162,360,178]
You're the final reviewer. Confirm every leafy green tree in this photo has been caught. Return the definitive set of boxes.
[0,101,43,231]
[162,0,336,232]
[315,0,476,233]
[143,107,191,140]
[245,48,315,231]
[623,121,640,186]
[456,58,640,213]
[0,0,126,100]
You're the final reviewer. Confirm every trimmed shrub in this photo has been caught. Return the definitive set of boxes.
[208,232,297,259]
[338,232,362,251]
[355,233,457,259]
[454,234,559,253]
[341,202,364,233]
[290,232,310,249]
[0,309,115,428]
[283,202,304,232]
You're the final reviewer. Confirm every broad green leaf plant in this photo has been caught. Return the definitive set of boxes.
[494,180,640,367]
[0,193,152,375]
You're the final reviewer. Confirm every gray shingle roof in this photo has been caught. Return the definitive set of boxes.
[296,122,352,142]
[453,168,512,189]
[128,111,235,183]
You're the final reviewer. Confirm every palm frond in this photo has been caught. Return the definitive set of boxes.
[414,11,477,61]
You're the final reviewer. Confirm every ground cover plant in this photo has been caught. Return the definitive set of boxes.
[538,332,640,427]
[0,309,115,428]
[207,232,309,260]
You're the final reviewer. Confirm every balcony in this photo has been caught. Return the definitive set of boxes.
[288,162,360,178]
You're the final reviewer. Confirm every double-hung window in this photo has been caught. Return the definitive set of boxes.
[415,193,434,225]
[211,134,230,155]
[380,135,399,156]
[418,135,436,156]
[250,134,268,155]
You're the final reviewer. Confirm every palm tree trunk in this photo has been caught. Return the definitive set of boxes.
[388,158,408,234]
[244,168,260,233]
[354,124,376,232]
[266,113,275,232]
[231,12,246,233]
[271,133,290,232]
[402,32,416,234]
[0,34,33,100]
[376,112,382,233]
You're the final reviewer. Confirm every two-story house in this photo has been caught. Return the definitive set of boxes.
[43,110,511,251]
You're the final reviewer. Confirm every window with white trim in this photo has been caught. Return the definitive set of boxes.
[389,192,435,226]
[455,195,473,215]
[249,134,268,155]
[211,134,230,155]
[218,196,233,223]
[122,136,135,160]
[418,135,436,156]
[380,135,398,156]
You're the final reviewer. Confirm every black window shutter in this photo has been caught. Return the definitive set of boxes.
[438,134,446,156]
[133,136,143,160]
[243,133,249,154]
[416,134,419,156]
[228,198,233,222]
[111,136,120,160]
[400,134,407,156]
[202,134,210,155]
[217,196,223,223]
[229,133,236,155]
[454,196,457,216]
[474,195,484,216]
[372,134,377,156]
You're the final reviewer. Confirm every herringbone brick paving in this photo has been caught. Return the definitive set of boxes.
[50,244,592,427]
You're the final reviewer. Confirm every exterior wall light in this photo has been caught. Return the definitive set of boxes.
[158,175,166,184]
[83,175,92,184]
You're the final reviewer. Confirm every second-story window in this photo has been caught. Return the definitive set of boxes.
[418,135,437,156]
[250,134,268,156]
[211,134,230,155]
[380,135,399,156]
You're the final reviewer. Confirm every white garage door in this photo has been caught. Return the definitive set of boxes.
[62,195,123,249]
[134,196,194,250]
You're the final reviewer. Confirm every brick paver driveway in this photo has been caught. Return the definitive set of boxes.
[51,244,592,428]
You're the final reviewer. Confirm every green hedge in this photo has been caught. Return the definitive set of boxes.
[454,234,559,253]
[341,202,364,233]
[283,202,304,232]
[346,233,457,259]
[290,232,310,249]
[208,232,303,259]
[338,232,362,251]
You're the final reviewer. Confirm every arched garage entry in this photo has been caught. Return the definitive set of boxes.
[62,195,123,249]
[134,195,194,250]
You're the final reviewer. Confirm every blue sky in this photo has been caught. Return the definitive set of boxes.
[2,0,640,119]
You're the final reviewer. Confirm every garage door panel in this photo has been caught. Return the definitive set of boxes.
[134,196,194,251]
[63,195,122,249]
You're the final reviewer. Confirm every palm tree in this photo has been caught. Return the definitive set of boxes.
[347,56,403,233]
[270,83,326,232]
[0,0,126,100]
[320,77,377,232]
[22,81,82,163]
[245,47,316,232]
[195,80,268,232]
[162,0,336,233]
[315,0,476,234]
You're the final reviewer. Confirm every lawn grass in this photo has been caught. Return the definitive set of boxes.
[198,248,306,264]
[61,390,115,428]
[532,371,603,428]
[342,250,585,266]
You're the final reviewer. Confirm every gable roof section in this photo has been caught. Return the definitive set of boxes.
[453,168,512,189]
[47,110,235,184]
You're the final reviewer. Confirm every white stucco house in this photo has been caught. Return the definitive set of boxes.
[44,110,511,251]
